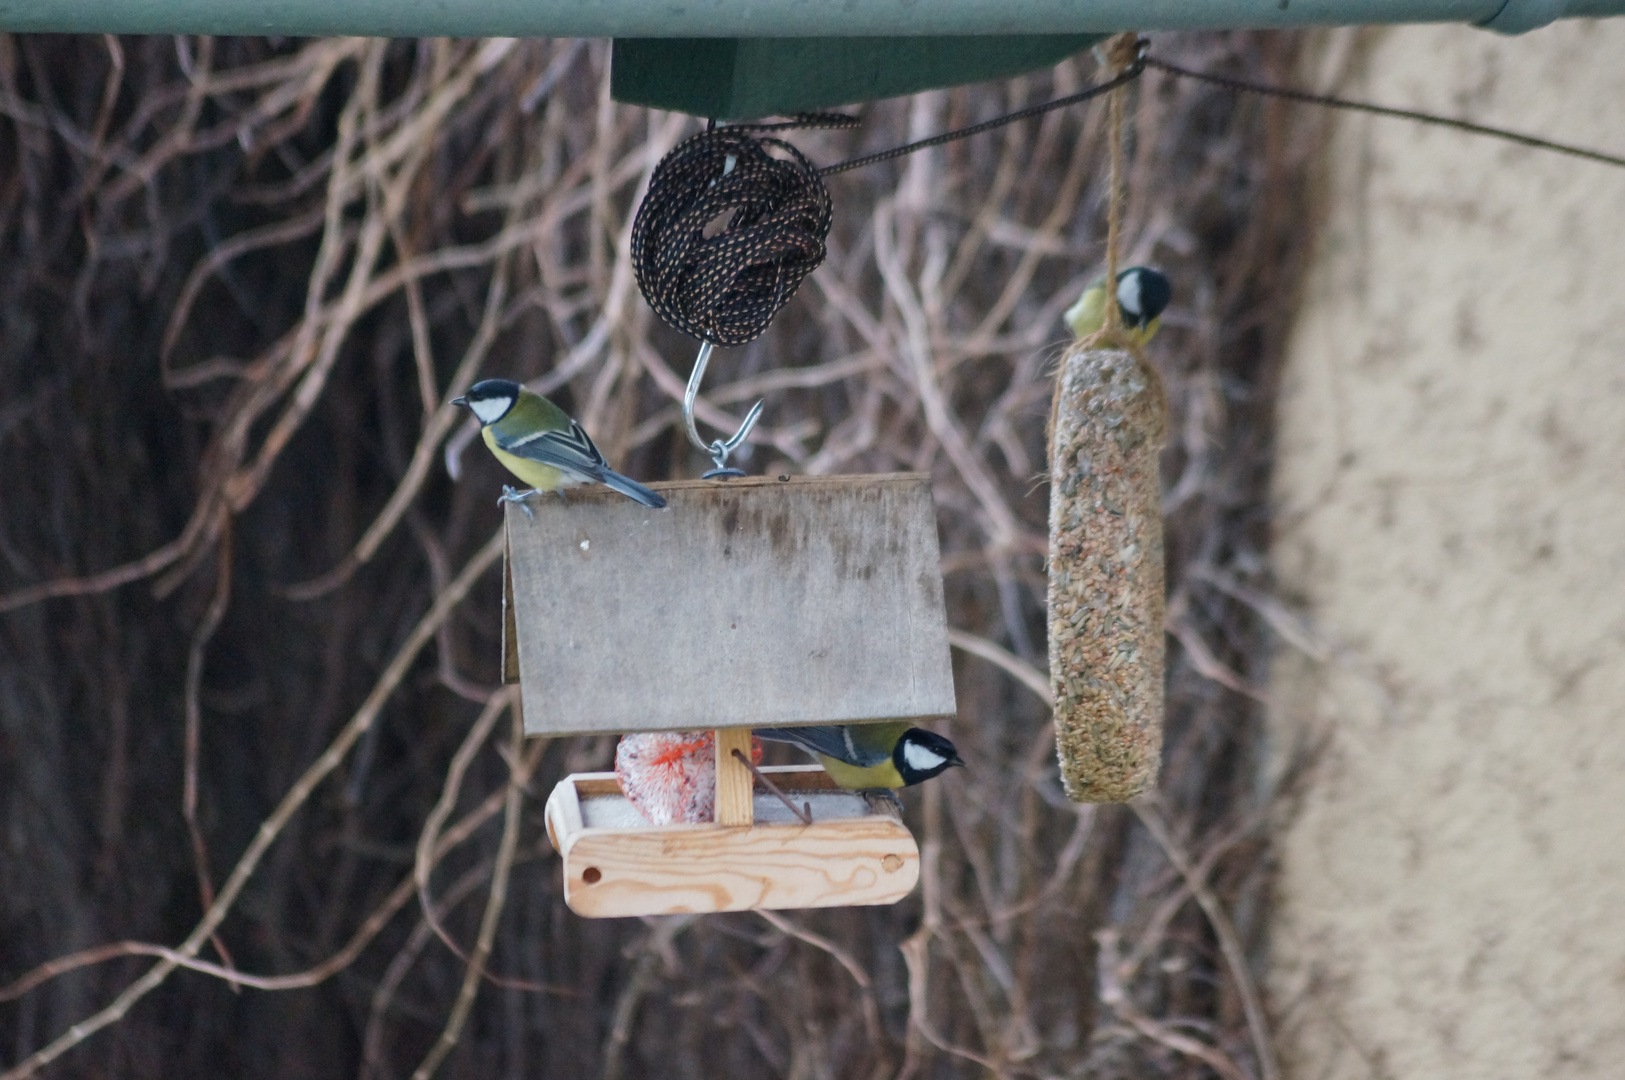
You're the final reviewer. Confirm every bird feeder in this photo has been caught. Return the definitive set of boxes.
[504,473,957,918]
[1047,345,1165,802]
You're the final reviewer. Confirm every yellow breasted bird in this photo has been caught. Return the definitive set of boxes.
[1064,266,1172,346]
[453,379,666,509]
[755,723,963,790]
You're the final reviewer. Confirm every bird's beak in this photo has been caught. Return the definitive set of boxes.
[950,754,966,769]
[450,396,467,408]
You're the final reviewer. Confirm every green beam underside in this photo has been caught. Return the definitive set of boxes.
[611,37,1108,119]
[1,0,1622,36]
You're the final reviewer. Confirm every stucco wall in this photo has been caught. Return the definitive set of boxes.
[1269,19,1625,1079]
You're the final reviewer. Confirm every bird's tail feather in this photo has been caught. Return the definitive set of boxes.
[598,469,666,508]
[755,728,834,759]
[756,728,809,748]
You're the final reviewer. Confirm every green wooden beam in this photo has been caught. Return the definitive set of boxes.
[610,36,1108,119]
[1,0,1619,37]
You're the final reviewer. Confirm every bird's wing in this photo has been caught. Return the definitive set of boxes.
[755,726,890,768]
[492,421,608,480]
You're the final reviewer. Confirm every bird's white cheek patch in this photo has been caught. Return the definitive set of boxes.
[1118,274,1143,319]
[470,398,511,424]
[903,743,947,773]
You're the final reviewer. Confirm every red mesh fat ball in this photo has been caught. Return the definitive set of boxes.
[614,732,763,826]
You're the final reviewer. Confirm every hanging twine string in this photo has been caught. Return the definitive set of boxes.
[1048,35,1148,445]
[1092,35,1170,424]
[1081,33,1148,354]
[1100,71,1128,344]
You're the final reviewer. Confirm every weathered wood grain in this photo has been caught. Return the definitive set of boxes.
[1048,346,1166,802]
[501,531,520,684]
[544,769,920,917]
[504,473,956,736]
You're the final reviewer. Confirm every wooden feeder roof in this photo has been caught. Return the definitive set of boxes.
[503,473,957,738]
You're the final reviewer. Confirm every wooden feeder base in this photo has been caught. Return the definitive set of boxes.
[544,765,920,918]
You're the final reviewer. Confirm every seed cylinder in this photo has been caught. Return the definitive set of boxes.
[1048,346,1166,802]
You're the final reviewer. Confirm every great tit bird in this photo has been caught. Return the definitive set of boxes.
[755,723,964,790]
[1064,266,1172,346]
[452,379,666,509]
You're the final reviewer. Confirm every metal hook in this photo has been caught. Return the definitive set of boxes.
[683,341,763,479]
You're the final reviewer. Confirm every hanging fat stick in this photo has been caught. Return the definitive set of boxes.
[1047,267,1170,803]
[1048,343,1165,801]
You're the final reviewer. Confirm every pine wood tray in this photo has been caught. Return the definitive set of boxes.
[543,765,920,918]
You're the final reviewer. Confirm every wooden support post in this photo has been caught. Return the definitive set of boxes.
[713,728,754,827]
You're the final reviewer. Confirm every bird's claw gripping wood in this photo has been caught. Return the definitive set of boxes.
[498,485,538,519]
[498,484,570,519]
[860,789,905,818]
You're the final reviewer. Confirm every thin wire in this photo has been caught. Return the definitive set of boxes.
[1145,55,1625,171]
[815,48,1625,180]
[819,55,1148,177]
[731,749,814,825]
